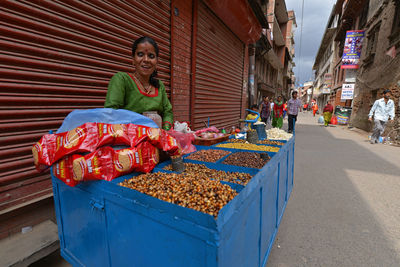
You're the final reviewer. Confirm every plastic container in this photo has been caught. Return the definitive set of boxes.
[246,130,258,144]
[143,111,162,128]
[253,124,267,140]
[52,137,295,267]
[171,156,185,172]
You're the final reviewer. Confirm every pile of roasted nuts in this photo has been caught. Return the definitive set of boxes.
[164,163,252,185]
[215,143,280,152]
[119,172,237,217]
[186,149,230,162]
[222,152,269,169]
[228,139,284,146]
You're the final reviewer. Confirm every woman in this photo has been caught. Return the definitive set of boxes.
[312,102,319,117]
[323,101,334,127]
[272,96,284,128]
[259,96,270,124]
[104,36,173,130]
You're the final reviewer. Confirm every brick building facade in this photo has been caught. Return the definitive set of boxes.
[350,0,400,131]
[313,0,400,131]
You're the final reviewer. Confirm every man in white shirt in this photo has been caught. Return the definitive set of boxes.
[368,89,395,144]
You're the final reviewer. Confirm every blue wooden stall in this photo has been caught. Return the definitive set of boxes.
[52,137,295,267]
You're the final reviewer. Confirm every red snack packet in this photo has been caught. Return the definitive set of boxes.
[113,142,159,176]
[32,134,56,171]
[160,130,181,156]
[72,146,115,182]
[129,125,181,156]
[57,142,159,186]
[32,122,99,172]
[128,124,157,147]
[98,123,130,147]
[52,156,79,187]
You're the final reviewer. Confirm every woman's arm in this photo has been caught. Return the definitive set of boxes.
[104,72,126,109]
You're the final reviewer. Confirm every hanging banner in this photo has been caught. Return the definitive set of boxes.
[341,30,365,69]
[341,83,355,100]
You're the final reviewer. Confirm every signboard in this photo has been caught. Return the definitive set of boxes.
[307,88,312,95]
[341,30,365,69]
[324,73,332,81]
[321,88,331,94]
[341,83,355,100]
[345,69,357,83]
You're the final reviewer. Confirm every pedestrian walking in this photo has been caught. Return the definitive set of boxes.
[312,102,319,117]
[283,101,288,119]
[323,101,334,127]
[269,98,274,122]
[259,96,271,124]
[368,89,395,144]
[272,96,284,128]
[287,91,302,133]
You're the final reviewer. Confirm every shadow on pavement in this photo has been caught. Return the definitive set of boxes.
[267,121,400,266]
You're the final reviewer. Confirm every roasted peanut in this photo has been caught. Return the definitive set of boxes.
[119,172,238,217]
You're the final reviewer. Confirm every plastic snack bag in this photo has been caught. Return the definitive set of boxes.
[97,123,130,147]
[129,125,181,156]
[53,142,159,186]
[32,122,98,171]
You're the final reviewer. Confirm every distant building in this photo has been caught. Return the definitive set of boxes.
[312,5,339,112]
[254,0,296,102]
[312,0,400,131]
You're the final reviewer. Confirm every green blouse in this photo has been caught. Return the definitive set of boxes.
[104,72,173,129]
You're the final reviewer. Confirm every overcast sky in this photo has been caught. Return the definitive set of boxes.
[285,0,336,86]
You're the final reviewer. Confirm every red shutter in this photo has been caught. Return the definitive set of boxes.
[0,0,171,212]
[193,1,245,130]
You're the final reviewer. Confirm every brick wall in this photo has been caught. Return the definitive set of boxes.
[350,1,400,131]
[171,0,193,124]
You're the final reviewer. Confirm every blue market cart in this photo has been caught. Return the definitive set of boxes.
[52,137,295,267]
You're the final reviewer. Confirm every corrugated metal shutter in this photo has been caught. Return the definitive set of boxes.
[193,1,245,130]
[0,0,171,212]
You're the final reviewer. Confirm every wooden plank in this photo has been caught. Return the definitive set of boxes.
[0,220,59,267]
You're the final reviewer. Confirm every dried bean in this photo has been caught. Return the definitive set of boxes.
[186,149,230,162]
[222,152,269,169]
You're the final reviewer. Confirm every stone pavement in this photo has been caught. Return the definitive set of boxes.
[267,111,400,266]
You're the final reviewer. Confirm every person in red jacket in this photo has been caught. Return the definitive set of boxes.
[323,101,334,127]
[312,102,319,117]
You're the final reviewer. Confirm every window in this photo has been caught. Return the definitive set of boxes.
[389,1,400,46]
[359,0,369,29]
[364,22,381,64]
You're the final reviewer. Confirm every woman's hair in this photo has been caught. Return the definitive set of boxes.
[132,36,160,88]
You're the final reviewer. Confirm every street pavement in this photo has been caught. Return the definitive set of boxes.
[267,112,400,267]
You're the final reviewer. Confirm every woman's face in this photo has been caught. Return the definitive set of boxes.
[133,42,157,79]
[277,96,282,102]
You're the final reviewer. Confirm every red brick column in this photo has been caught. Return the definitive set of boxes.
[171,0,193,124]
